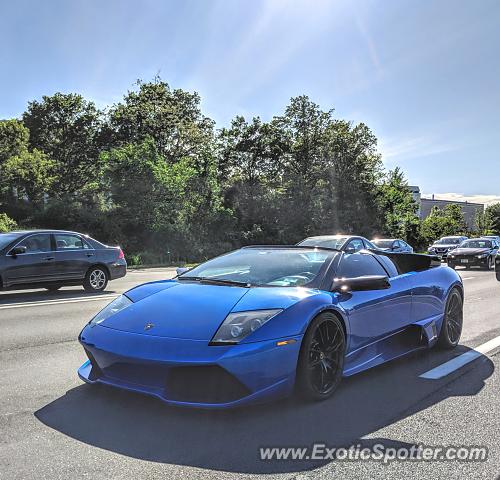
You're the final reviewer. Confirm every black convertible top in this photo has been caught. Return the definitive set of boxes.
[374,251,442,274]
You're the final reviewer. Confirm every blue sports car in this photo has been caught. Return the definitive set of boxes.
[78,246,463,408]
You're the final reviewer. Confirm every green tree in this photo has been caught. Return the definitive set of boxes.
[420,204,467,247]
[0,119,29,165]
[218,116,285,243]
[102,139,207,257]
[22,93,104,196]
[0,213,17,232]
[108,77,214,164]
[484,203,500,234]
[475,209,492,236]
[1,149,57,207]
[377,167,420,243]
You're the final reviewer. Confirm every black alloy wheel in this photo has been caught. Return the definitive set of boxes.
[297,312,345,401]
[437,288,463,349]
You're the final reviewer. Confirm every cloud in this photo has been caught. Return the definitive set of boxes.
[421,193,500,206]
[378,135,460,161]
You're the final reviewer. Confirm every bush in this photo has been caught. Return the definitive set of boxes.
[0,213,17,232]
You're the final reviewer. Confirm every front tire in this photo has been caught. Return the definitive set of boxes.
[83,266,108,293]
[296,312,345,401]
[437,288,463,349]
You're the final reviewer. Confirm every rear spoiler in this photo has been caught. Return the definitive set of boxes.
[370,251,442,274]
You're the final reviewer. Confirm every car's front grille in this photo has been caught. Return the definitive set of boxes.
[84,347,251,404]
[166,366,251,404]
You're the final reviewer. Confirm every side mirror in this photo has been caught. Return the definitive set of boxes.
[9,246,27,257]
[344,246,356,254]
[332,275,390,293]
[176,267,190,276]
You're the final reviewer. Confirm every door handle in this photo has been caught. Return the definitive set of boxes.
[44,256,55,261]
[86,253,95,257]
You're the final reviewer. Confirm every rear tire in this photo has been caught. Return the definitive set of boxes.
[296,312,345,401]
[83,266,108,293]
[486,256,494,271]
[437,288,463,349]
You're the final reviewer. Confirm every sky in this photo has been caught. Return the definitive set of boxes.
[1,0,499,203]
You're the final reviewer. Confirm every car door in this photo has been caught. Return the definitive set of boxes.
[52,233,95,281]
[334,252,413,353]
[3,233,56,287]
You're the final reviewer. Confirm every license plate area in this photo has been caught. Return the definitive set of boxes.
[461,259,469,264]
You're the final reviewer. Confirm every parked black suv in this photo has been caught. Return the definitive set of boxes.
[0,230,127,293]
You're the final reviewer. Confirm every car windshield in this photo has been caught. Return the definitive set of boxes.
[0,233,22,251]
[436,237,461,244]
[297,236,348,250]
[179,248,334,287]
[372,239,394,248]
[461,240,492,249]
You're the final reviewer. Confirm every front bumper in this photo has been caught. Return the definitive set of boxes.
[78,324,301,409]
[447,256,490,268]
[429,250,452,260]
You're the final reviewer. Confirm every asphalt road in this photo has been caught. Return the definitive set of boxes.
[0,267,499,480]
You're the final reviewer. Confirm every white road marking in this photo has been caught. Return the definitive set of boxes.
[0,294,118,310]
[420,335,500,379]
[461,276,475,280]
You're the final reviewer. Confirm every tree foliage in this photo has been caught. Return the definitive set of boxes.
[0,78,482,263]
[483,203,500,235]
[0,213,17,233]
[420,204,467,246]
[377,168,420,244]
[22,93,104,196]
[1,149,56,206]
[0,119,29,165]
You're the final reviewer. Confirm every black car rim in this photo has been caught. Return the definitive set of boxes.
[308,320,343,394]
[446,293,463,344]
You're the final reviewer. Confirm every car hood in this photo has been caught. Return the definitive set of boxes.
[98,281,313,340]
[451,247,491,256]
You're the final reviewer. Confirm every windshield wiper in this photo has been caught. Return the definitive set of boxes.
[177,276,251,287]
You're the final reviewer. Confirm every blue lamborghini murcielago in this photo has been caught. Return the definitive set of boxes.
[78,245,463,408]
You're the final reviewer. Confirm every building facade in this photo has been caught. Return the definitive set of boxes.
[420,197,484,230]
[409,186,484,230]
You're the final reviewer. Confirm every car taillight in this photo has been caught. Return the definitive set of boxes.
[118,248,125,259]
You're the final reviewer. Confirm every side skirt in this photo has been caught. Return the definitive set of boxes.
[343,315,442,377]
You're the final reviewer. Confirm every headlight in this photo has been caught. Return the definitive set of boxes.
[449,255,455,259]
[90,294,132,326]
[476,253,488,259]
[211,309,282,344]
